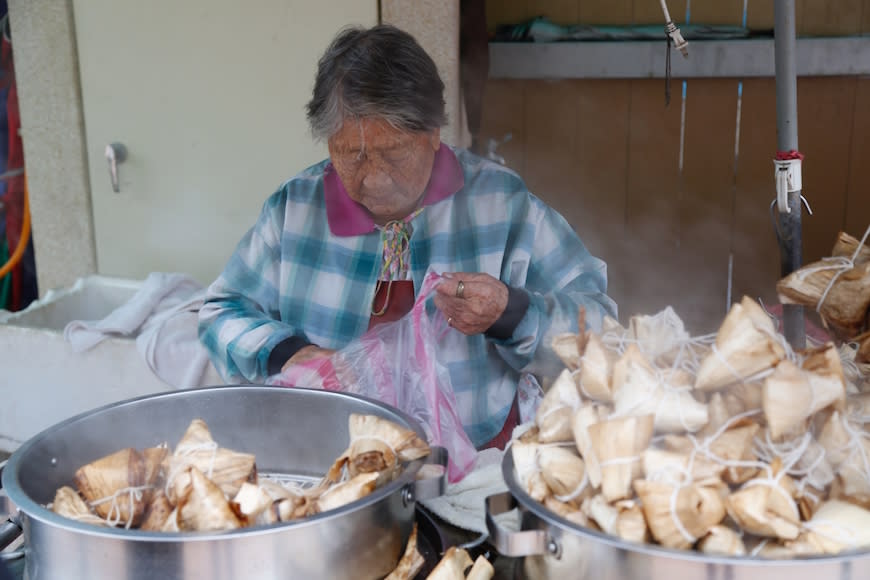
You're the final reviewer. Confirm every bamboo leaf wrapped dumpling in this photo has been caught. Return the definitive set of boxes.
[763,343,846,439]
[633,479,726,550]
[536,369,582,443]
[695,297,786,392]
[176,466,242,532]
[612,345,709,433]
[587,414,654,502]
[73,447,148,527]
[164,419,257,505]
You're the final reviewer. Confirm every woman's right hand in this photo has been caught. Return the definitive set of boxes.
[281,345,336,372]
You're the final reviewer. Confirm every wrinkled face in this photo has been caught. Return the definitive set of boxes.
[328,117,440,224]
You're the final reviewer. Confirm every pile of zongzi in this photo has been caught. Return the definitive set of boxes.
[513,297,870,558]
[386,534,494,580]
[49,414,429,532]
[778,229,870,341]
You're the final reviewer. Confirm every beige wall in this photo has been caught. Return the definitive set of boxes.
[382,0,468,148]
[9,0,97,295]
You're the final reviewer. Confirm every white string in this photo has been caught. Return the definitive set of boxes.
[164,441,219,497]
[711,344,747,384]
[599,455,641,467]
[89,485,153,529]
[741,432,811,522]
[537,404,576,432]
[669,484,697,544]
[838,415,870,482]
[750,538,770,556]
[554,470,590,503]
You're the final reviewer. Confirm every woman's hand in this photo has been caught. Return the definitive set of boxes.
[281,345,336,373]
[433,272,509,335]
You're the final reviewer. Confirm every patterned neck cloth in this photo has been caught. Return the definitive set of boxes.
[376,207,423,281]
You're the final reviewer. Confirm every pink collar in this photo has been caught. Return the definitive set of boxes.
[323,144,465,236]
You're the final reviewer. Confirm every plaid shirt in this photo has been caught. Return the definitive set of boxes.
[199,146,616,446]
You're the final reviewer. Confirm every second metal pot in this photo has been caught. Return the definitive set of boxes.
[487,451,870,580]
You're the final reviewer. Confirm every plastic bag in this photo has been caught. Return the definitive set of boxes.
[267,272,477,482]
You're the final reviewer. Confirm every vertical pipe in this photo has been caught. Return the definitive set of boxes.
[774,0,806,349]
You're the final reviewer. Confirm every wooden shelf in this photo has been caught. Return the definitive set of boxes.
[488,37,870,79]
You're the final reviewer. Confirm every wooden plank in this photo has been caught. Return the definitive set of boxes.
[690,0,746,26]
[732,79,780,309]
[573,80,632,310]
[478,79,527,175]
[633,0,687,25]
[521,80,580,219]
[619,79,683,323]
[798,0,863,36]
[746,0,775,31]
[864,0,870,33]
[797,76,855,262]
[485,0,529,30]
[578,0,633,24]
[678,79,740,333]
[845,78,870,240]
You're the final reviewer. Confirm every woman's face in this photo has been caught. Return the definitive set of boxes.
[328,117,440,224]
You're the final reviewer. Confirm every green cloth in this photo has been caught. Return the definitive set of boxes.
[493,16,752,42]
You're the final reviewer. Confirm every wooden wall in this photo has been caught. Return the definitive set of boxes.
[479,1,870,333]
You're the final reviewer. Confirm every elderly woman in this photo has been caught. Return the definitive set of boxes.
[198,24,616,450]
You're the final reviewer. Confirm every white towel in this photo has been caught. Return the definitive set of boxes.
[63,272,203,352]
[63,272,221,388]
[420,448,508,534]
[136,291,220,388]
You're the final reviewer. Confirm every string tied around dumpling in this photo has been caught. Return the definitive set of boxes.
[598,455,642,468]
[164,440,219,497]
[554,469,590,503]
[740,432,812,523]
[794,224,870,315]
[669,483,697,545]
[89,484,153,529]
[749,538,770,556]
[710,343,777,386]
[837,415,870,481]
[683,409,790,494]
[754,429,834,495]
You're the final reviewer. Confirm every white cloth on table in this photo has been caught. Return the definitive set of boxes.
[63,272,218,388]
[420,448,509,534]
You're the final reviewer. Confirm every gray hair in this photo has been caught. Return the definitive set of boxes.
[306,25,447,141]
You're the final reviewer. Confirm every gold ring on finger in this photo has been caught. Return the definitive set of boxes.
[455,281,465,299]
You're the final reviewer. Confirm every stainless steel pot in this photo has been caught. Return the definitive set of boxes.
[1,386,447,580]
[486,451,870,580]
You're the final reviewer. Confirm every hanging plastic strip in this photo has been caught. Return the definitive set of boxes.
[774,150,804,214]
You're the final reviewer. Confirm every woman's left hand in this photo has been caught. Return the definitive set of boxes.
[433,272,509,335]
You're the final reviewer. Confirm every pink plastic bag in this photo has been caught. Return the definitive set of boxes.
[267,272,477,482]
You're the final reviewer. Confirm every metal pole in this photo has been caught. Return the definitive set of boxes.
[774,0,806,349]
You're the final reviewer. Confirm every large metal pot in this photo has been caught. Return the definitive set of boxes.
[486,451,870,580]
[1,385,446,580]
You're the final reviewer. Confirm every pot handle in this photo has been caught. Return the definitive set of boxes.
[0,462,24,553]
[485,491,549,558]
[0,516,22,553]
[409,446,448,502]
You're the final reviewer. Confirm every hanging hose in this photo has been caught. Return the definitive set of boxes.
[0,238,9,308]
[0,172,30,280]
